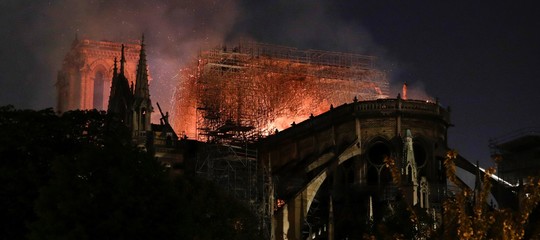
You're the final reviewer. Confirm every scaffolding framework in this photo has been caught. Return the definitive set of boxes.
[195,144,260,214]
[192,141,277,238]
[173,41,389,143]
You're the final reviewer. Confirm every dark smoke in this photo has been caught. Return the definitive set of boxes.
[1,0,407,113]
[229,0,434,99]
[1,0,239,112]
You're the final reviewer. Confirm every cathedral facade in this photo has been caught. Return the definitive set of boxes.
[56,36,153,147]
[56,38,143,112]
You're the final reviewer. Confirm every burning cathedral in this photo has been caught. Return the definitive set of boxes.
[56,37,511,240]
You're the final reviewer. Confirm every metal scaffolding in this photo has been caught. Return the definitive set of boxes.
[173,41,389,142]
[194,142,273,238]
[174,42,390,239]
[195,144,259,203]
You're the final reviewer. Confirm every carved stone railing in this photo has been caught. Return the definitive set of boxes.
[354,98,450,123]
[263,98,451,143]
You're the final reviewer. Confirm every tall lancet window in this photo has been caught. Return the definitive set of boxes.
[141,108,147,130]
[93,71,105,110]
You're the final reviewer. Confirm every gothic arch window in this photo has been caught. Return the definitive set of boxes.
[367,139,392,165]
[93,71,105,110]
[141,107,147,129]
[407,165,413,183]
[92,63,109,110]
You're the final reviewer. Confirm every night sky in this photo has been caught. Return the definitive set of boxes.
[1,1,539,167]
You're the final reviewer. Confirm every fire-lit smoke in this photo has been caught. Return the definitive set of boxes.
[402,82,408,100]
[12,0,240,113]
[390,80,433,101]
[173,43,388,141]
[6,0,403,121]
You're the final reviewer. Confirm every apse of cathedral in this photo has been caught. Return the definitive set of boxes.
[259,97,451,239]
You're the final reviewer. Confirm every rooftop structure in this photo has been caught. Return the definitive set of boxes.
[258,97,451,239]
[173,42,389,143]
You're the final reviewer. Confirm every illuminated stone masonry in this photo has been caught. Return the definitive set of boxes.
[258,98,451,239]
[56,38,143,112]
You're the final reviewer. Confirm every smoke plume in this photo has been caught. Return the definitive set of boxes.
[1,0,240,111]
[1,0,413,114]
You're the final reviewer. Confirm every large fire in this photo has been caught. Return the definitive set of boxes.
[172,42,389,143]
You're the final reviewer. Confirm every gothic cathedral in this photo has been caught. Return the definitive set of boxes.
[107,36,153,147]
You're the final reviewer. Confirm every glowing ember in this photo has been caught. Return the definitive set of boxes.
[276,199,285,209]
[402,82,408,100]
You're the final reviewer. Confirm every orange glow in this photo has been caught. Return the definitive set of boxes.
[172,42,389,142]
[57,39,144,113]
[402,82,408,100]
[276,199,285,209]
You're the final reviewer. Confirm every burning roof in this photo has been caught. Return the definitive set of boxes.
[172,42,389,143]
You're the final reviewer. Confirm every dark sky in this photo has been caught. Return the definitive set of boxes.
[1,1,539,167]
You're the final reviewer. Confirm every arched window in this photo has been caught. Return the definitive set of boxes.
[407,166,413,183]
[141,108,147,130]
[368,142,391,165]
[93,71,105,110]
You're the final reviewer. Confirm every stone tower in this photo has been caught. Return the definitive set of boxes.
[56,38,142,113]
[106,36,154,147]
[131,35,153,144]
[107,45,133,125]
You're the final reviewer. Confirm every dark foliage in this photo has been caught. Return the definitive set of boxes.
[28,128,183,239]
[174,175,259,240]
[0,106,63,239]
[0,106,258,239]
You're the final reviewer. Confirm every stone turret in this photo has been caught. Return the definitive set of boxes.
[403,129,419,206]
[106,35,154,147]
[132,35,153,145]
[107,44,133,126]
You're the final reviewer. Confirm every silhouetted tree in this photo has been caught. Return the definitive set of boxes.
[443,150,540,240]
[28,136,183,239]
[0,106,61,239]
[174,174,259,240]
[1,106,259,239]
